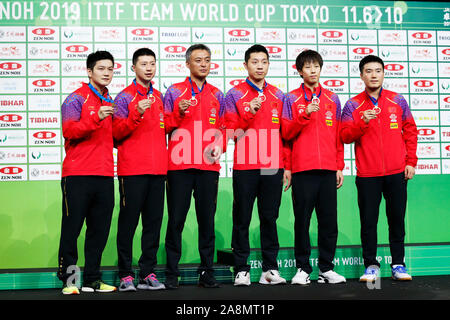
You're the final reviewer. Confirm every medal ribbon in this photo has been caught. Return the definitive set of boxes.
[133,78,154,98]
[188,77,206,100]
[301,83,322,102]
[88,83,113,104]
[246,78,267,96]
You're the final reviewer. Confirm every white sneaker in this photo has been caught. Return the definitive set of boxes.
[391,265,412,281]
[291,268,311,285]
[318,270,346,284]
[259,270,287,285]
[234,271,251,286]
[359,265,380,283]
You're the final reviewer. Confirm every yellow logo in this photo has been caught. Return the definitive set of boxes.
[160,122,164,128]
[209,118,216,125]
[326,120,333,126]
[390,123,398,129]
[272,117,279,124]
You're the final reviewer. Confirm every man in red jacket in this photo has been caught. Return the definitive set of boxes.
[58,51,116,295]
[340,55,418,282]
[225,44,292,287]
[163,44,225,289]
[281,50,346,285]
[113,48,167,292]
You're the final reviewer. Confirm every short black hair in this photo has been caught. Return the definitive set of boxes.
[86,50,114,70]
[244,44,269,63]
[359,55,384,73]
[186,44,211,62]
[132,48,156,65]
[295,50,323,73]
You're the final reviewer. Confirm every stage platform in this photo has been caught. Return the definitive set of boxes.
[1,275,449,300]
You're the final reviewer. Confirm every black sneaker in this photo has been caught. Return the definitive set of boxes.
[198,271,220,288]
[164,275,179,290]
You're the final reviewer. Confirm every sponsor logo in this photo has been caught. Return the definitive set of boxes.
[29,117,58,124]
[33,131,57,139]
[412,32,432,40]
[0,166,22,174]
[418,128,435,136]
[414,80,434,88]
[444,97,450,103]
[352,47,373,55]
[32,28,55,36]
[442,48,450,56]
[65,45,88,53]
[0,62,21,70]
[266,46,282,54]
[229,29,250,37]
[0,114,22,122]
[385,64,404,71]
[322,31,343,38]
[32,79,56,88]
[323,80,344,87]
[164,45,186,53]
[131,28,154,36]
[0,98,24,107]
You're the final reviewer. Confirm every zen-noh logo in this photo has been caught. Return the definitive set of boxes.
[32,28,55,36]
[322,31,343,38]
[266,46,282,54]
[414,80,434,88]
[323,80,344,87]
[385,64,404,71]
[33,131,57,139]
[412,32,433,40]
[229,29,251,37]
[32,79,56,88]
[353,47,373,55]
[0,62,22,70]
[164,45,186,53]
[0,166,23,174]
[418,128,435,136]
[66,45,88,53]
[131,28,154,36]
[0,114,22,122]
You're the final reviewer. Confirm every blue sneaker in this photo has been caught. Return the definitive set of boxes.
[119,276,136,292]
[137,273,166,290]
[359,265,380,283]
[391,265,412,281]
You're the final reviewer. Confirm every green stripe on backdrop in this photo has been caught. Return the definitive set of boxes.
[0,176,449,269]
